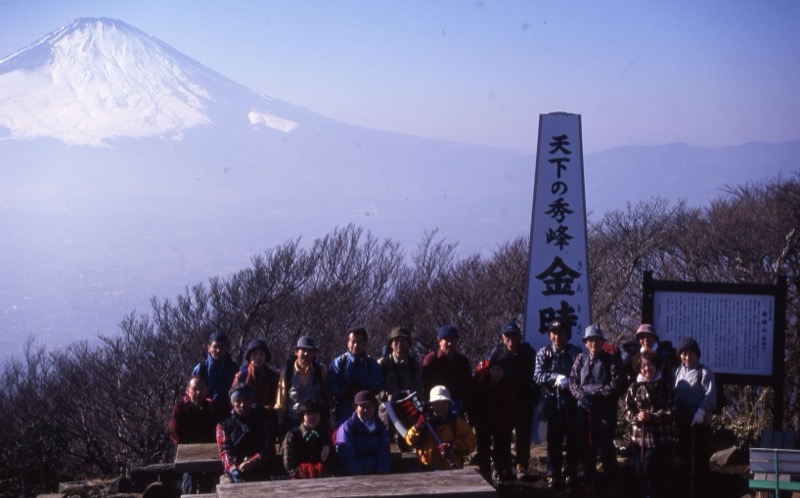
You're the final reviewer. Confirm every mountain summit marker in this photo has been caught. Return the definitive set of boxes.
[523,112,591,350]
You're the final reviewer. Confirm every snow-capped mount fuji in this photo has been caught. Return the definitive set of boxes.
[0,18,538,356]
[0,17,307,145]
[0,18,797,359]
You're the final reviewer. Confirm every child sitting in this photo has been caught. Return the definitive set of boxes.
[282,400,331,478]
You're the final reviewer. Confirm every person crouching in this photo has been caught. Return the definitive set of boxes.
[405,385,476,471]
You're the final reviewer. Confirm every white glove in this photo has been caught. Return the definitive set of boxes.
[691,408,705,427]
[555,374,568,390]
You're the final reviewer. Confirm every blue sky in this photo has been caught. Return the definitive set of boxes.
[1,0,798,153]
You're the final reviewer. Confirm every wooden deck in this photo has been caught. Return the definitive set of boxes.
[174,443,222,474]
[216,469,496,498]
[175,442,418,476]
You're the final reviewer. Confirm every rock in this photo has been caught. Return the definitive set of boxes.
[711,445,747,466]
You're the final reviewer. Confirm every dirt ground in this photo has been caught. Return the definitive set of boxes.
[488,444,753,498]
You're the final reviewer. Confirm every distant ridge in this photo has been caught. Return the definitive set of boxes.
[585,140,800,216]
[0,18,798,358]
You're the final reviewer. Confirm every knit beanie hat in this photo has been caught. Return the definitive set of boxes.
[677,337,701,357]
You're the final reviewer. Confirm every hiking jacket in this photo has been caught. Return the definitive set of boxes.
[216,406,274,474]
[422,350,473,410]
[624,373,675,447]
[275,359,328,425]
[192,354,238,407]
[568,350,624,407]
[404,412,476,470]
[489,342,537,407]
[334,412,390,475]
[328,352,382,425]
[534,342,582,417]
[233,363,280,410]
[282,423,331,477]
[471,375,516,430]
[674,363,716,426]
[378,353,424,398]
[169,395,217,444]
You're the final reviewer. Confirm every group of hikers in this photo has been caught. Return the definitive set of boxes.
[168,320,717,498]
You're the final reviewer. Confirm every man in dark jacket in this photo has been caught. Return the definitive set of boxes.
[169,376,217,494]
[422,324,473,417]
[489,322,537,478]
[276,336,329,435]
[534,320,581,488]
[328,327,383,426]
[192,331,238,417]
[568,324,624,491]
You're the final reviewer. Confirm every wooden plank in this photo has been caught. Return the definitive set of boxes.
[174,443,222,474]
[750,448,800,474]
[217,469,496,498]
[749,447,800,493]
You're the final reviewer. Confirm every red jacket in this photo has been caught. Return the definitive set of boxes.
[169,395,217,444]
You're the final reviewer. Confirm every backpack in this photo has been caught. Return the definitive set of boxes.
[283,358,325,390]
[473,359,490,385]
[697,364,725,415]
[380,353,420,392]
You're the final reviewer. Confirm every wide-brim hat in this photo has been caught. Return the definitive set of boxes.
[582,324,604,342]
[388,326,412,344]
[353,390,376,406]
[429,385,453,404]
[245,338,271,362]
[635,323,658,341]
[295,336,318,350]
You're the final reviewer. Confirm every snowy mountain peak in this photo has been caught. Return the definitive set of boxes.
[0,18,295,146]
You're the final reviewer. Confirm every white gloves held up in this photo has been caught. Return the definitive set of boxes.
[554,374,569,390]
[691,408,706,427]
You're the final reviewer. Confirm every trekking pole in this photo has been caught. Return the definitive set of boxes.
[587,406,592,449]
[690,426,695,498]
[411,395,456,469]
[640,421,645,464]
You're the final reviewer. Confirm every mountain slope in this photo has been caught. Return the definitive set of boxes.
[0,17,316,145]
[0,18,797,358]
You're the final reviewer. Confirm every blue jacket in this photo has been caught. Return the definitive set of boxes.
[192,354,239,407]
[328,352,383,425]
[334,412,390,475]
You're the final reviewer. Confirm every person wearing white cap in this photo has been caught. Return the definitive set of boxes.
[404,385,476,471]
